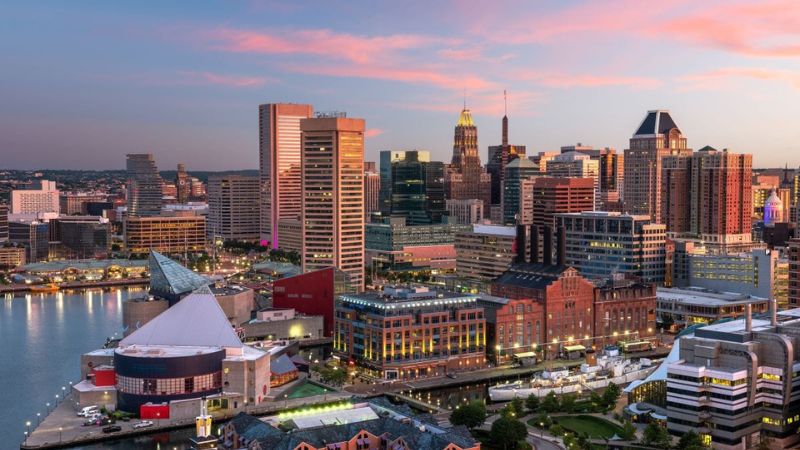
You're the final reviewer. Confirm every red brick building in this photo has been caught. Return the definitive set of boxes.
[593,279,656,348]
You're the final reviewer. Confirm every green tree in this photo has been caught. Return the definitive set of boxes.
[549,423,565,438]
[641,422,671,449]
[589,391,603,412]
[541,391,559,413]
[535,412,551,429]
[602,382,621,408]
[525,393,540,413]
[509,397,525,417]
[449,401,486,429]
[490,416,527,450]
[620,421,636,441]
[560,393,576,413]
[677,430,708,450]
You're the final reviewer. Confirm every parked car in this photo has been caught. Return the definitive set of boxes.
[82,419,96,427]
[133,420,153,429]
[77,406,99,417]
[102,425,122,433]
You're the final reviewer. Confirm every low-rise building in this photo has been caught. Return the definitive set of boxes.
[240,308,324,341]
[455,224,521,281]
[8,220,49,262]
[334,285,487,380]
[124,215,206,256]
[365,217,468,272]
[0,245,25,269]
[656,287,770,328]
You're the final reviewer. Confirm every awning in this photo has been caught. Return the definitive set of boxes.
[514,352,537,358]
[564,345,586,352]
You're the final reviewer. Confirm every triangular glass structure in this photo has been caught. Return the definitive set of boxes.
[148,251,210,305]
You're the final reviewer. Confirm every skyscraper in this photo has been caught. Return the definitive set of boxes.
[545,152,600,208]
[661,147,753,250]
[623,110,692,223]
[444,108,492,214]
[126,154,163,217]
[364,169,380,220]
[0,204,8,242]
[300,114,365,290]
[502,157,540,225]
[175,163,190,204]
[379,150,446,224]
[531,177,595,230]
[208,175,260,242]
[487,95,526,206]
[259,103,314,248]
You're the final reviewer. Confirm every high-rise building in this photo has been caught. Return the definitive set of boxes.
[364,166,380,219]
[207,175,260,242]
[11,179,60,215]
[555,212,667,284]
[365,217,469,272]
[455,224,521,281]
[487,99,526,206]
[789,239,800,308]
[624,110,692,222]
[0,204,8,242]
[259,103,314,249]
[378,150,446,224]
[791,170,800,225]
[8,220,49,262]
[445,199,484,224]
[445,108,492,214]
[126,154,163,217]
[300,115,365,290]
[49,216,111,259]
[662,146,753,250]
[560,145,624,210]
[531,177,595,230]
[545,151,600,208]
[175,163,190,204]
[502,157,539,225]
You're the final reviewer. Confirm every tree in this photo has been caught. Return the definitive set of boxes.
[535,412,551,429]
[602,382,621,408]
[677,430,708,450]
[549,423,565,438]
[620,421,636,441]
[490,416,527,450]
[525,393,540,413]
[641,422,671,449]
[589,392,603,412]
[541,391,559,413]
[509,397,525,417]
[450,401,486,429]
[560,393,576,413]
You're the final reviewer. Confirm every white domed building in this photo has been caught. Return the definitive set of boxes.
[764,188,784,226]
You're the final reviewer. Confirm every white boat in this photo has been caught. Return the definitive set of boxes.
[488,357,657,401]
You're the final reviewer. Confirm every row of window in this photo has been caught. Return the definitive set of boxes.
[117,372,221,395]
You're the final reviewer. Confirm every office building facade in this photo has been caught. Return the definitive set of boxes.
[379,150,445,224]
[555,211,667,284]
[124,216,206,255]
[126,154,163,217]
[259,103,314,248]
[8,220,49,262]
[300,115,365,289]
[365,217,469,272]
[502,157,540,225]
[208,175,260,242]
[455,224,521,281]
[11,179,60,215]
[624,110,692,223]
[445,199,484,224]
[532,177,595,229]
[790,239,800,308]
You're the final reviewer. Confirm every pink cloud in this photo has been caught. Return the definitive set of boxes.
[365,128,384,138]
[679,67,800,90]
[281,62,496,91]
[205,27,451,64]
[513,71,661,89]
[177,71,270,87]
[109,71,272,88]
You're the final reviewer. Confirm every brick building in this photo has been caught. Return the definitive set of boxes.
[532,176,595,229]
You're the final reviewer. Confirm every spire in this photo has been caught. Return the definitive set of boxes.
[502,89,509,146]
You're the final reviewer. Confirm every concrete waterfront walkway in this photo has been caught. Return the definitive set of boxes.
[23,390,352,449]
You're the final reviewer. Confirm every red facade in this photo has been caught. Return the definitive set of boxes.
[272,267,337,337]
[91,367,116,387]
[140,403,169,419]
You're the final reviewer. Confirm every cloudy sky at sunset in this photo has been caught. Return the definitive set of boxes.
[3,0,800,169]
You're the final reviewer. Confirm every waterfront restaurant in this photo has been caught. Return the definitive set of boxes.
[20,258,148,282]
[334,285,487,380]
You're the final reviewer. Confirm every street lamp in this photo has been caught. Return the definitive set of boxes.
[36,413,40,426]
[59,427,63,443]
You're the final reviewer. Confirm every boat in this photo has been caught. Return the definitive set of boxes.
[488,355,657,401]
[29,283,60,293]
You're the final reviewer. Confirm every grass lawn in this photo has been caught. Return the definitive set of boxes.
[552,415,624,439]
[285,380,332,399]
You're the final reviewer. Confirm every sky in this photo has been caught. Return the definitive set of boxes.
[2,0,800,170]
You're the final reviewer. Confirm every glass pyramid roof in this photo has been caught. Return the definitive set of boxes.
[149,251,210,298]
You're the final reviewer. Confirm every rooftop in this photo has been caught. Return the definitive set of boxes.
[634,110,681,137]
[23,259,148,272]
[471,224,517,237]
[492,263,571,290]
[149,251,210,298]
[656,287,768,306]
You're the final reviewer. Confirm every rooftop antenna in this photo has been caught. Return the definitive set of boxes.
[463,88,467,110]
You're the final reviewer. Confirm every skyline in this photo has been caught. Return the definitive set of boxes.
[3,0,800,170]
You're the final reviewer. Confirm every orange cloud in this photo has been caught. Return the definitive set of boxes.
[365,128,384,138]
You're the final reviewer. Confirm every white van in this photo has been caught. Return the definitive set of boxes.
[77,406,99,417]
